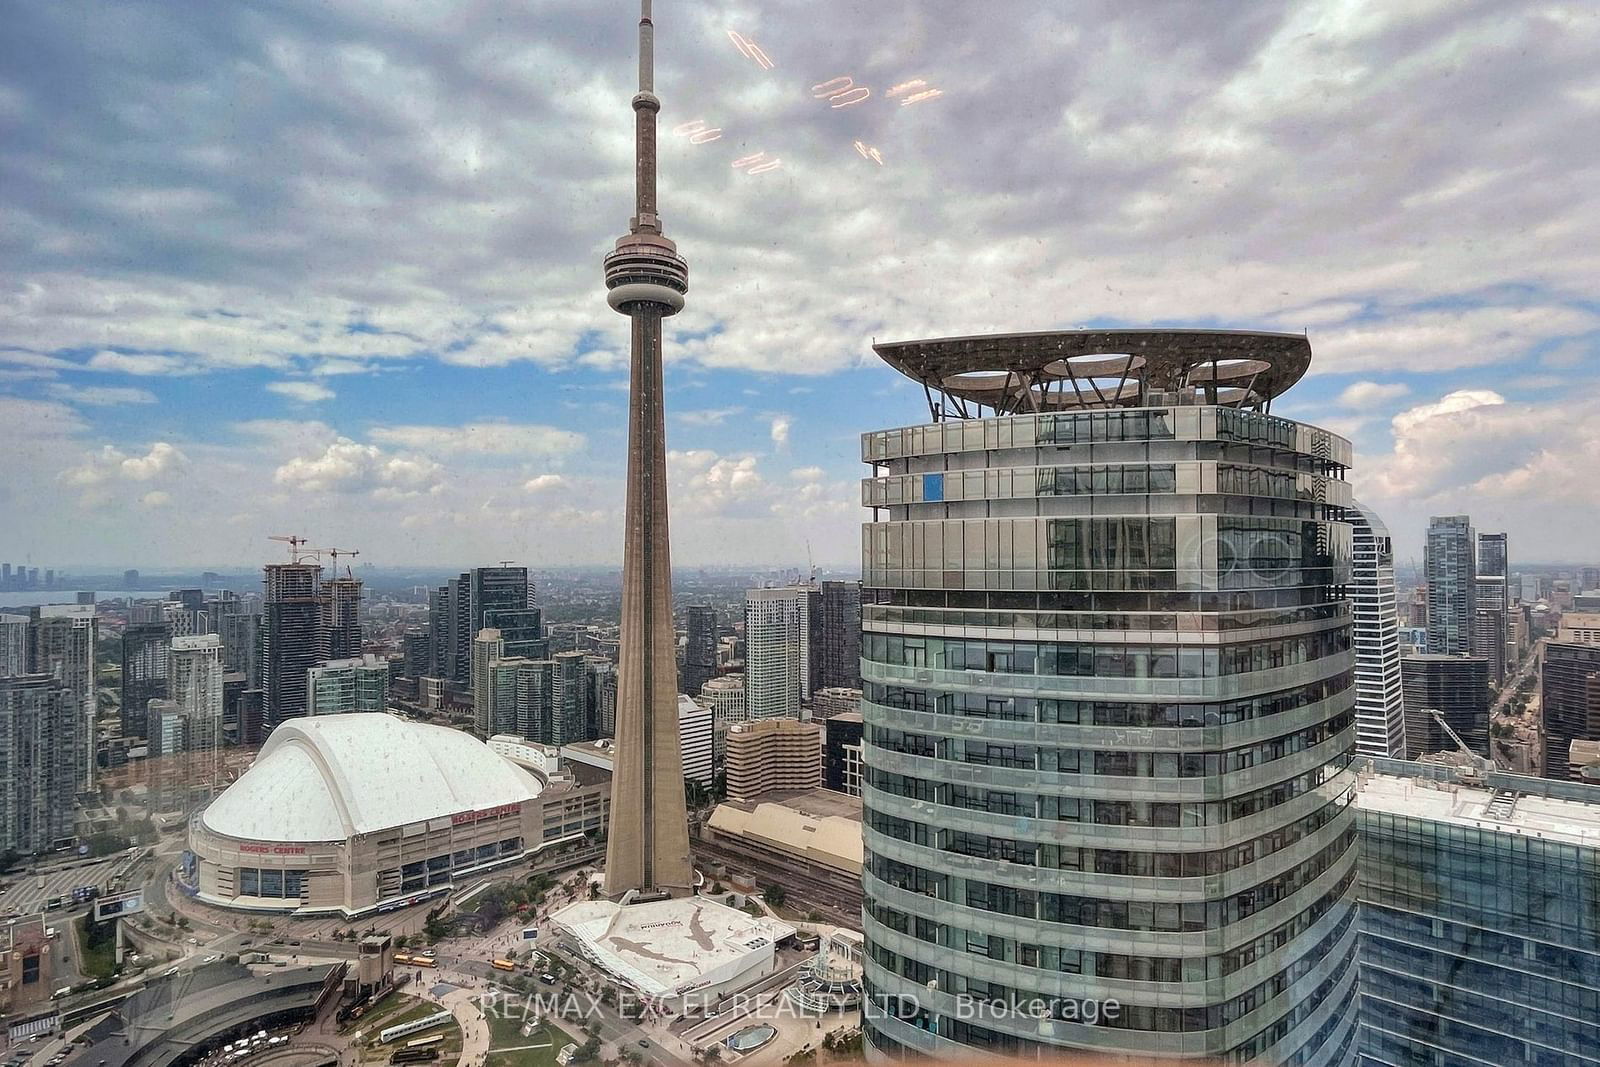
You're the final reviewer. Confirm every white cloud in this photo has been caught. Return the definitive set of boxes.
[85,351,200,376]
[309,359,375,377]
[675,407,744,426]
[769,415,791,447]
[1356,387,1600,561]
[5,2,1600,567]
[1309,307,1599,377]
[1336,381,1410,408]
[233,419,337,450]
[369,421,585,457]
[62,441,189,487]
[790,466,825,481]
[273,438,442,496]
[669,449,765,515]
[139,490,173,509]
[44,383,158,406]
[523,473,567,493]
[266,380,336,404]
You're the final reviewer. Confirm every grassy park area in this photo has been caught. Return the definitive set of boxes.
[485,1000,580,1067]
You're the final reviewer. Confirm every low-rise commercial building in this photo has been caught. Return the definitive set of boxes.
[552,896,794,1013]
[705,788,863,879]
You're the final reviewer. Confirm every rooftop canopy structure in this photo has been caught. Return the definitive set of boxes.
[873,328,1311,420]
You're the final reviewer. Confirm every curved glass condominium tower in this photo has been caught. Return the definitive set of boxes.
[858,330,1359,1065]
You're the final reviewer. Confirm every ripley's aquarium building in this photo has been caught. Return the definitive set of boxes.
[856,330,1359,1065]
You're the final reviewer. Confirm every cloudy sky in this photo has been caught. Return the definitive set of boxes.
[2,0,1597,571]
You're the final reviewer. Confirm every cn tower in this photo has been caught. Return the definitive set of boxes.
[601,0,693,899]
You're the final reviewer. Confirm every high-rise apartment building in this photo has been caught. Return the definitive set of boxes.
[263,562,323,730]
[551,651,587,746]
[29,605,96,791]
[858,330,1359,1064]
[120,621,170,738]
[400,628,429,681]
[322,575,363,660]
[817,580,862,690]
[164,589,206,637]
[218,610,262,690]
[203,589,242,634]
[428,567,541,687]
[471,628,505,736]
[1425,515,1475,655]
[0,615,27,677]
[445,574,470,683]
[307,655,390,716]
[147,698,184,758]
[745,586,811,720]
[426,585,450,680]
[1349,503,1407,758]
[170,634,224,760]
[0,674,81,853]
[1356,758,1600,1066]
[593,660,617,738]
[682,605,717,697]
[678,694,714,787]
[514,659,554,742]
[1472,531,1509,686]
[1400,654,1490,759]
[471,566,545,659]
[1542,641,1600,781]
[699,674,746,726]
[479,658,528,736]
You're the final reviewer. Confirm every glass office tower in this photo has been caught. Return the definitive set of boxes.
[1357,758,1600,1066]
[858,330,1358,1064]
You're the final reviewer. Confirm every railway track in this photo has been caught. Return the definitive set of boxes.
[691,840,862,926]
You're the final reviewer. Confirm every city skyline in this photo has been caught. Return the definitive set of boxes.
[2,3,1598,569]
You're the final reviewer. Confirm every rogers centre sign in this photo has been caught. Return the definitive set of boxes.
[238,843,307,855]
[452,802,520,825]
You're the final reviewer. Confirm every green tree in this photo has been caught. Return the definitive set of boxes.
[762,883,787,908]
[423,903,452,940]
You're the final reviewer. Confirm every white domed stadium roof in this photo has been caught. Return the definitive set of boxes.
[201,714,543,842]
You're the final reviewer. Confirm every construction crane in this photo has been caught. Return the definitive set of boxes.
[1430,709,1495,781]
[325,547,361,578]
[268,535,320,565]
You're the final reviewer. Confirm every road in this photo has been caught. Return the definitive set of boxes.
[1492,637,1545,716]
[1,848,146,917]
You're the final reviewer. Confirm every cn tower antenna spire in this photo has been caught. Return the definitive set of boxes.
[602,0,692,900]
[638,0,653,94]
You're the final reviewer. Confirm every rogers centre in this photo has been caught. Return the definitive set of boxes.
[182,714,555,917]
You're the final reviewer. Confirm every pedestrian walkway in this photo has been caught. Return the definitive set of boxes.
[413,982,491,1067]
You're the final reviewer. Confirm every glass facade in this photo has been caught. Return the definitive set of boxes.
[859,404,1359,1064]
[1357,758,1600,1066]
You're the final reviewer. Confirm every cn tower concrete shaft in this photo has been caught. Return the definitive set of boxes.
[602,0,692,899]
